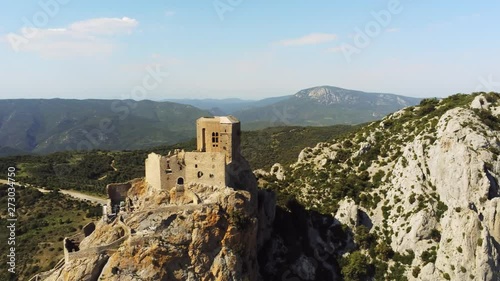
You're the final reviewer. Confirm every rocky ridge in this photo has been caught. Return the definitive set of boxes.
[263,93,500,280]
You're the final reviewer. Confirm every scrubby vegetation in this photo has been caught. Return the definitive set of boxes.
[260,92,500,280]
[263,92,497,214]
[0,125,355,196]
[241,125,356,170]
[0,184,96,281]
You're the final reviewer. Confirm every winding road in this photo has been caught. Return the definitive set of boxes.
[0,179,107,205]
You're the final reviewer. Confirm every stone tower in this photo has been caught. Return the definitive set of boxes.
[196,116,241,163]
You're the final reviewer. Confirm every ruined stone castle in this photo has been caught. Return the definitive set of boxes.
[32,115,268,281]
[145,115,241,191]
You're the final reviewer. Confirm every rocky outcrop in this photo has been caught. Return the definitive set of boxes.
[40,157,274,280]
[270,163,286,181]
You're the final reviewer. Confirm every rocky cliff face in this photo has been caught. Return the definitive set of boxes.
[38,158,276,281]
[261,93,500,280]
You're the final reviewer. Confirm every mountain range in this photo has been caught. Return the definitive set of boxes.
[170,86,422,129]
[0,99,209,156]
[0,86,420,156]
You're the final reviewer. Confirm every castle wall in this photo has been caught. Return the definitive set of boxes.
[146,116,240,191]
[146,153,186,191]
[162,153,186,190]
[185,152,226,187]
[227,121,241,163]
[145,153,164,191]
[106,182,132,205]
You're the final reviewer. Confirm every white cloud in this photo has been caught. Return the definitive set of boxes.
[68,17,138,35]
[4,17,138,57]
[276,33,337,46]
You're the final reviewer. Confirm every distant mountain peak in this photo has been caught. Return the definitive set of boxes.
[294,86,361,105]
[293,85,418,107]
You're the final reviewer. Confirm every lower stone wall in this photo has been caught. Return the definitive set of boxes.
[107,182,132,205]
[185,152,226,187]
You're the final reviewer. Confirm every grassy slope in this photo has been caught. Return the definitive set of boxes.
[0,185,98,281]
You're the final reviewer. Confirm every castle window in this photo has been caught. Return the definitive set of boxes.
[197,171,204,178]
[195,164,198,168]
[212,132,219,143]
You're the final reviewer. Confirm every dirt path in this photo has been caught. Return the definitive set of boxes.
[0,179,107,205]
[111,160,118,171]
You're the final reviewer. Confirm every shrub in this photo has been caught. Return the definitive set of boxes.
[409,193,416,204]
[341,251,372,281]
[418,98,439,116]
[421,249,437,264]
[393,249,415,265]
[474,109,500,130]
[477,238,483,247]
[355,225,376,250]
[430,228,441,242]
[412,266,421,278]
[375,241,394,261]
[230,211,252,231]
[436,201,448,219]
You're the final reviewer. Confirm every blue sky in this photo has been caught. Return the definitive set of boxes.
[0,0,499,100]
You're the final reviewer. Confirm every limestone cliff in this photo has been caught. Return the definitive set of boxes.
[261,93,500,280]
